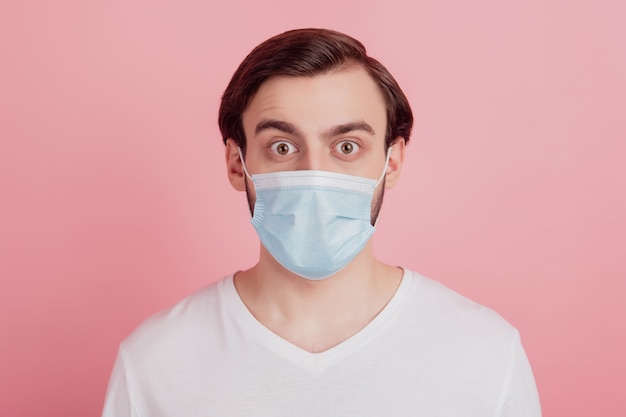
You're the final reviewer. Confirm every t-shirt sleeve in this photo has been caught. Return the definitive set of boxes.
[101,348,140,417]
[495,334,542,417]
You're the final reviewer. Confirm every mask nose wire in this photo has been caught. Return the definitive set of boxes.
[237,147,254,181]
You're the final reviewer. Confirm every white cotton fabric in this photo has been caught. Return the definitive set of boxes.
[102,269,541,417]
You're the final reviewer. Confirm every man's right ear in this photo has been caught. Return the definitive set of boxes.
[225,139,246,191]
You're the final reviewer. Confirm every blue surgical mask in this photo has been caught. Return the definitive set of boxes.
[239,148,390,280]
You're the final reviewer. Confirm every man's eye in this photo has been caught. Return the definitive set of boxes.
[270,141,296,155]
[335,141,360,155]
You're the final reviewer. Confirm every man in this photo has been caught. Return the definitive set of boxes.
[102,28,541,416]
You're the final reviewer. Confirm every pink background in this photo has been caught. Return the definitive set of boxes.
[1,0,624,415]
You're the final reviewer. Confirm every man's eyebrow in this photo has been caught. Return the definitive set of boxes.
[254,119,376,139]
[255,119,301,136]
[322,121,376,139]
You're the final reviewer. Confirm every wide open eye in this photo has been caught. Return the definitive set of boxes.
[270,141,297,156]
[335,140,360,155]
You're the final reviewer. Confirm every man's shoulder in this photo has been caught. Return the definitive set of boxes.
[119,275,232,359]
[405,269,519,342]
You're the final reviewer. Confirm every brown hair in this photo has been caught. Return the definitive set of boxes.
[218,28,413,152]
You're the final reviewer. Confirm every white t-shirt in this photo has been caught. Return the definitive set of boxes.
[102,269,541,416]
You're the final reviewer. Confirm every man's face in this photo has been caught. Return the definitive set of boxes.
[240,65,391,222]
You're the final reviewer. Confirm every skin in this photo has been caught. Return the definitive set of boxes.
[225,64,406,353]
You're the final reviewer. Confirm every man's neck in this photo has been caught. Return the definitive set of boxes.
[233,243,403,353]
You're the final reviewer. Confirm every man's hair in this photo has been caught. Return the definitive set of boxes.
[218,28,413,152]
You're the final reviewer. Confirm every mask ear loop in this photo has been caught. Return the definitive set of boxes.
[237,147,253,181]
[374,147,393,188]
[371,147,393,227]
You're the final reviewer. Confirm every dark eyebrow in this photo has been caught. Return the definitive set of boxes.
[322,121,376,139]
[255,119,301,137]
[254,119,376,139]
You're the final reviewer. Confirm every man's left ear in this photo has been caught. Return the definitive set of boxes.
[384,137,406,189]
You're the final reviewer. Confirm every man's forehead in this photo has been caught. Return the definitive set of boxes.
[243,67,386,119]
[247,64,375,102]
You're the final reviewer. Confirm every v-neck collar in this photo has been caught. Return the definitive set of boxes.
[219,268,417,375]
